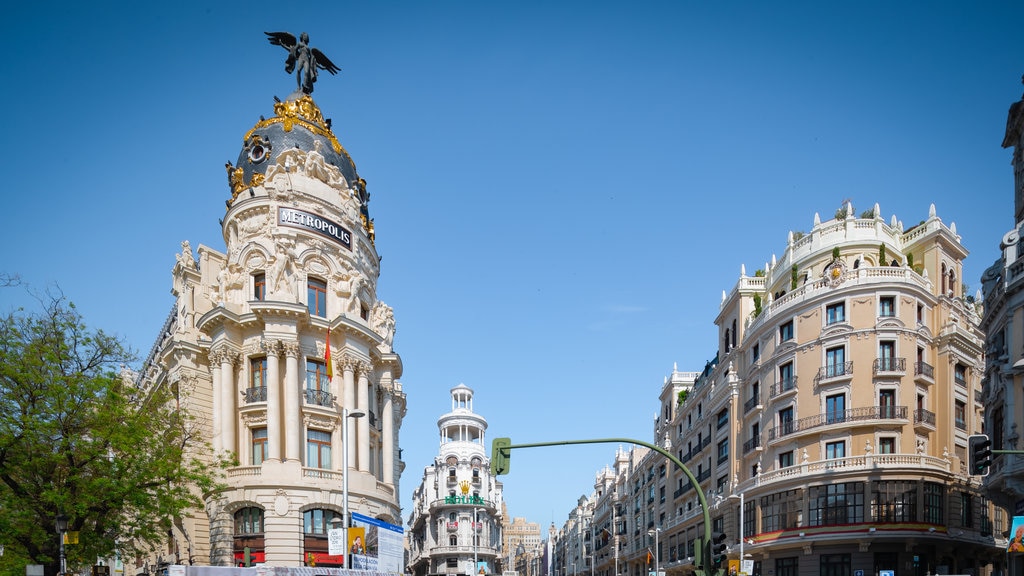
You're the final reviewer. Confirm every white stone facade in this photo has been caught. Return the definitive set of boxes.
[140,94,405,569]
[407,385,503,576]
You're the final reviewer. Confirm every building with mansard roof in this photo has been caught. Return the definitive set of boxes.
[137,83,406,569]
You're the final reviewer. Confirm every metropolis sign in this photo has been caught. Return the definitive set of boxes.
[278,207,352,250]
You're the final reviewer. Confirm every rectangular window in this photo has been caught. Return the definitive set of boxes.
[717,439,729,464]
[780,320,794,342]
[917,302,924,324]
[306,429,332,469]
[878,437,895,454]
[307,278,327,317]
[879,296,895,317]
[778,362,795,393]
[779,407,794,436]
[826,440,846,460]
[810,482,864,526]
[924,482,944,524]
[254,273,266,301]
[305,360,332,406]
[779,450,794,468]
[752,343,760,363]
[252,428,268,465]
[826,302,845,325]
[776,557,798,576]
[825,346,846,378]
[760,489,800,532]
[820,554,851,576]
[872,480,916,523]
[879,389,896,419]
[716,408,729,429]
[960,492,974,528]
[826,394,846,424]
[251,357,267,388]
[954,400,966,430]
[955,363,967,385]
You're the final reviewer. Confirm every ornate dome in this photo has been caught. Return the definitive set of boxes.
[225,94,362,206]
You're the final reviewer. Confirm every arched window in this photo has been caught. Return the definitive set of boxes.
[941,263,947,294]
[731,319,737,348]
[235,507,265,535]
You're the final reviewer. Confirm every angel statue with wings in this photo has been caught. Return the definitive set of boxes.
[265,31,340,94]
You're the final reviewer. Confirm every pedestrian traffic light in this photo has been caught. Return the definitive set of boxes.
[491,437,512,475]
[969,434,992,476]
[710,531,728,568]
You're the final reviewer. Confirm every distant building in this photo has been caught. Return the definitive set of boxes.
[980,78,1024,575]
[504,514,543,576]
[407,385,503,576]
[138,89,405,568]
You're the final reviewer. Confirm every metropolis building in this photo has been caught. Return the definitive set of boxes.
[554,203,1003,576]
[137,75,406,567]
[407,385,504,576]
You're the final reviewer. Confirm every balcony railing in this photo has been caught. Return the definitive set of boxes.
[304,388,335,407]
[743,395,759,414]
[243,386,268,403]
[769,376,797,398]
[914,408,936,426]
[815,361,853,383]
[914,361,934,379]
[873,357,906,375]
[742,436,761,455]
[767,405,907,440]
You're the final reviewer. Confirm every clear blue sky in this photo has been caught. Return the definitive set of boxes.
[1,1,1021,531]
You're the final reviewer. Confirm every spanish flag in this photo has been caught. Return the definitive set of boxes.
[325,327,333,379]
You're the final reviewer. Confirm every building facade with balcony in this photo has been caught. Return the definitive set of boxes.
[980,79,1024,575]
[138,86,406,568]
[555,203,1002,576]
[407,385,504,576]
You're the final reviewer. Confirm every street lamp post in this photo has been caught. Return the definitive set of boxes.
[726,493,745,574]
[55,513,69,576]
[342,407,365,568]
[647,528,660,576]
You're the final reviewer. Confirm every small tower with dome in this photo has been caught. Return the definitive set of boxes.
[407,385,504,576]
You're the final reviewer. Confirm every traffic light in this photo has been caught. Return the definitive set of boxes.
[710,531,728,568]
[491,437,512,475]
[969,434,992,476]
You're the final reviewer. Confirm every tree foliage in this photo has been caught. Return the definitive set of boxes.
[0,291,222,575]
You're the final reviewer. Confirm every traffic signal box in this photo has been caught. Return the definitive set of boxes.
[491,437,512,475]
[969,434,992,476]
[710,532,728,568]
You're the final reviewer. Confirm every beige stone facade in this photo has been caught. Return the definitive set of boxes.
[555,203,1003,576]
[139,93,405,570]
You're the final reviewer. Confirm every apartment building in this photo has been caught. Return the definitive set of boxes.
[556,203,1003,576]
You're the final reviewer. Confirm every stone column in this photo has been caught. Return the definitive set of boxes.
[283,341,302,462]
[265,339,282,462]
[382,385,395,484]
[219,348,239,456]
[209,348,223,454]
[357,361,371,472]
[343,356,357,471]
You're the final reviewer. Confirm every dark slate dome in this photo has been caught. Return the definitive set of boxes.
[227,94,358,199]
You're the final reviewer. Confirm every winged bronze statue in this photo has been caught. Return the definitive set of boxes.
[265,31,341,94]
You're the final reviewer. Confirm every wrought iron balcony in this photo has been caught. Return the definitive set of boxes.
[914,408,936,426]
[743,395,759,414]
[767,405,908,440]
[769,376,797,398]
[742,436,761,455]
[304,388,335,407]
[873,357,906,375]
[914,361,934,380]
[243,386,268,403]
[815,361,853,383]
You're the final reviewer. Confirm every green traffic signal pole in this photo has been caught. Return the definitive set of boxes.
[494,437,714,576]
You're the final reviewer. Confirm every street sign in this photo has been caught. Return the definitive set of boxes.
[328,527,345,556]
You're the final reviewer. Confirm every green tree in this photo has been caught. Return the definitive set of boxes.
[0,291,222,575]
